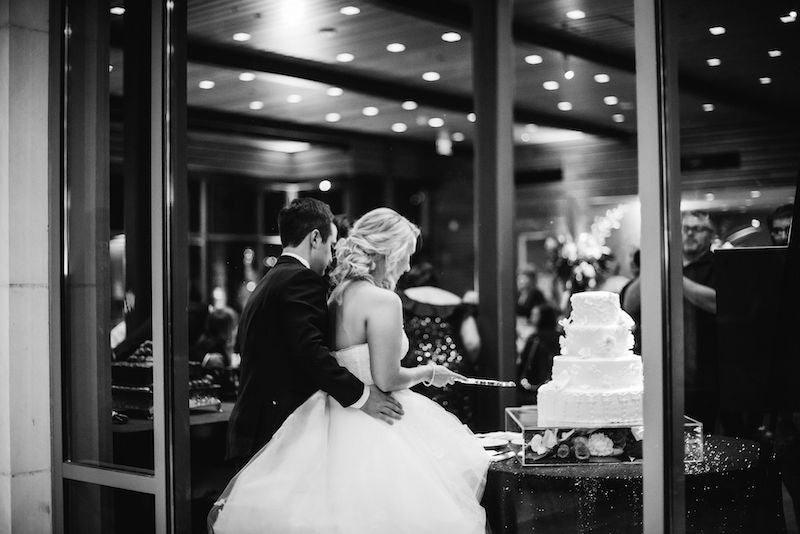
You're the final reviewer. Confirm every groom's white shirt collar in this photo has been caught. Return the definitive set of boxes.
[279,251,369,410]
[281,252,309,269]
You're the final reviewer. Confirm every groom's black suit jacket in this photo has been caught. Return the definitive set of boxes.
[226,255,364,463]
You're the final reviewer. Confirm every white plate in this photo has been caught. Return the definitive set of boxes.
[477,437,508,449]
[510,437,525,447]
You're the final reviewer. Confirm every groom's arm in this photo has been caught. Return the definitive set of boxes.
[283,270,366,407]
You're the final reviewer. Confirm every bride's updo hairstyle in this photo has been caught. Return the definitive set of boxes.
[329,208,420,298]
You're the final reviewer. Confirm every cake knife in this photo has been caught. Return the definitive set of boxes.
[456,377,516,387]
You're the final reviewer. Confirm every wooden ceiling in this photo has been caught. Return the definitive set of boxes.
[113,0,799,147]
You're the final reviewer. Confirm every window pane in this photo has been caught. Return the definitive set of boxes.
[65,479,155,534]
[64,0,155,471]
[671,1,799,530]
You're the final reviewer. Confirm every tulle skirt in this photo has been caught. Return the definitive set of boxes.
[210,389,489,534]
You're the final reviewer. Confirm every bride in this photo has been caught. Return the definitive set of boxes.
[210,208,489,533]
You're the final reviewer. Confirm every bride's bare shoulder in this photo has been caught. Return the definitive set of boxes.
[347,281,400,308]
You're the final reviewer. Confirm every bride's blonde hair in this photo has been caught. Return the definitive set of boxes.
[329,208,420,299]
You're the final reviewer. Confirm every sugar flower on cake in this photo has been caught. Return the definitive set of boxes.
[587,432,615,456]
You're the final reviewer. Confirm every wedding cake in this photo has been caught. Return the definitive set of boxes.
[536,291,643,427]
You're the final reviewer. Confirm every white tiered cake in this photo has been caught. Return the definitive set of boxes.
[536,291,643,427]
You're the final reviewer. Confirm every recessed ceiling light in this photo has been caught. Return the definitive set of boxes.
[326,87,343,96]
[759,77,772,84]
[566,10,586,20]
[340,6,360,16]
[198,80,215,89]
[110,6,125,15]
[779,11,797,23]
[249,101,264,110]
[564,70,575,80]
[238,72,256,82]
[441,32,462,42]
[604,95,619,105]
[524,54,543,65]
[108,64,114,72]
[557,101,573,111]
[452,132,465,142]
[706,57,722,67]
[702,103,715,112]
[233,32,251,42]
[467,113,476,122]
[362,106,379,116]
[422,71,441,82]
[428,117,444,128]
[401,101,418,110]
[336,53,354,62]
[386,43,406,53]
[594,73,610,83]
[319,180,332,192]
[612,114,625,123]
[705,193,715,201]
[543,80,559,90]
[391,123,408,133]
[325,112,341,122]
[750,190,762,198]
[708,26,726,35]
[768,49,782,57]
[751,219,761,228]
[521,133,532,142]
[287,94,302,104]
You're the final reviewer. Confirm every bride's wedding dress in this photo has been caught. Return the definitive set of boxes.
[211,335,489,533]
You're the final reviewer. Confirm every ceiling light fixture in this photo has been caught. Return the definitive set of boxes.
[612,114,625,123]
[110,6,125,15]
[750,190,762,198]
[594,73,610,83]
[768,49,782,57]
[706,57,722,67]
[401,101,418,110]
[428,117,444,128]
[108,64,114,72]
[603,96,619,105]
[391,123,408,133]
[524,54,543,65]
[705,193,715,202]
[233,32,251,42]
[451,132,465,142]
[325,112,341,122]
[238,72,256,82]
[362,106,379,116]
[326,87,343,96]
[386,43,406,53]
[564,70,575,80]
[336,53,354,62]
[198,80,215,89]
[467,113,476,122]
[441,32,462,42]
[566,10,586,20]
[751,219,761,228]
[759,77,772,84]
[319,180,332,192]
[340,6,360,16]
[708,26,726,35]
[287,94,302,104]
[422,71,441,81]
[557,101,573,111]
[702,103,715,112]
[543,80,559,90]
[779,10,797,23]
[248,101,264,110]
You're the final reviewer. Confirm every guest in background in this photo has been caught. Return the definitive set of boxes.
[333,213,354,241]
[768,203,794,246]
[191,306,239,398]
[397,262,480,425]
[516,265,545,319]
[620,250,641,354]
[516,304,561,406]
[681,211,718,432]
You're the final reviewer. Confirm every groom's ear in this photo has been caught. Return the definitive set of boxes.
[309,228,322,246]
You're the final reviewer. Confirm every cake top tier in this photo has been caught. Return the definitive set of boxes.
[569,291,624,326]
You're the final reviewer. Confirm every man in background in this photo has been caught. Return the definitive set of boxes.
[768,203,794,246]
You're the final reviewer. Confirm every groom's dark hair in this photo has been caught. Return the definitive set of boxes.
[278,198,334,247]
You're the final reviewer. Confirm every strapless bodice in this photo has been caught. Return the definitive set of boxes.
[333,334,409,385]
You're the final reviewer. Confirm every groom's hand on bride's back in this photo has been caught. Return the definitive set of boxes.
[360,385,404,424]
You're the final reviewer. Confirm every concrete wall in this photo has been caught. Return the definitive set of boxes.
[0,0,54,531]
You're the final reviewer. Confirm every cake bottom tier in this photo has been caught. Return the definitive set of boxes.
[536,384,643,427]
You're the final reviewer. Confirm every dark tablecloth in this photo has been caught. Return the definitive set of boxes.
[483,436,761,533]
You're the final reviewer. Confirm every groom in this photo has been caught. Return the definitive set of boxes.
[226,198,404,466]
